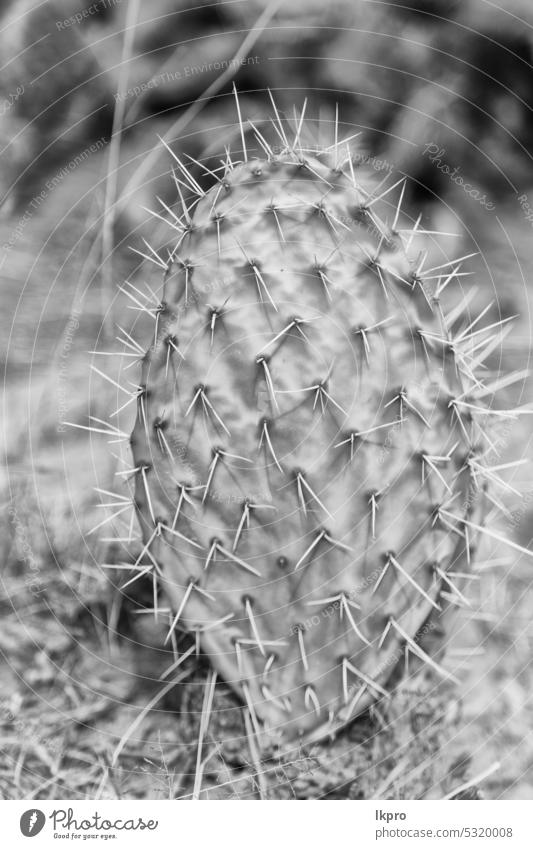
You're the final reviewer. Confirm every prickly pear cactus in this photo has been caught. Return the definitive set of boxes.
[123,103,503,746]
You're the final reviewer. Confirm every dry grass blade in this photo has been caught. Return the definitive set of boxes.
[244,710,267,799]
[101,0,141,334]
[111,669,191,767]
[373,753,418,799]
[192,670,218,800]
[443,761,501,800]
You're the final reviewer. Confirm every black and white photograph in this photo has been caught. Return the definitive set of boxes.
[1,0,533,837]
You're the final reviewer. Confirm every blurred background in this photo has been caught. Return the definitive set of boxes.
[1,0,533,799]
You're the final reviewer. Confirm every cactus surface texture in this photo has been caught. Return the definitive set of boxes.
[120,101,513,748]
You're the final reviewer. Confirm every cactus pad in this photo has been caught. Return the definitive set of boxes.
[120,104,513,747]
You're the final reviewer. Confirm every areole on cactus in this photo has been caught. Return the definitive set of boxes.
[92,93,530,751]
